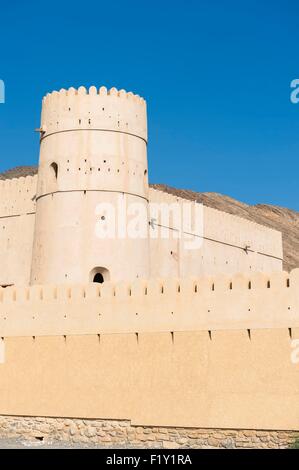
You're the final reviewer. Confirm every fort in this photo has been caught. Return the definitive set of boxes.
[0,85,298,448]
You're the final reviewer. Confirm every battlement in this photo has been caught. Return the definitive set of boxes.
[0,269,298,337]
[43,86,146,106]
[40,85,147,142]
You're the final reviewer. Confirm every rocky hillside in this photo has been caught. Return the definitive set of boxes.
[1,166,298,271]
[152,184,299,272]
[0,166,37,180]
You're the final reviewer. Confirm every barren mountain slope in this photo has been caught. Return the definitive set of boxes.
[151,185,299,272]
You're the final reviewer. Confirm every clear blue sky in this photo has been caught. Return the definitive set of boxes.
[0,0,298,209]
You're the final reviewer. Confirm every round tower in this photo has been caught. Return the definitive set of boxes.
[30,85,150,284]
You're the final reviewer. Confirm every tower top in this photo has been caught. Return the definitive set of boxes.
[43,85,146,104]
[40,85,147,142]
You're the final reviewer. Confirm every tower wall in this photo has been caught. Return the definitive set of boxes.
[149,188,283,277]
[30,86,150,284]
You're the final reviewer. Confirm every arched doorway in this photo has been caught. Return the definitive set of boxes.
[90,267,110,283]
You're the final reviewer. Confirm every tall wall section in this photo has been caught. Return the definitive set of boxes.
[149,188,283,277]
[30,86,150,285]
[0,176,37,286]
[0,269,298,431]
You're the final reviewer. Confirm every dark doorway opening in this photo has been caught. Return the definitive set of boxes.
[50,162,58,179]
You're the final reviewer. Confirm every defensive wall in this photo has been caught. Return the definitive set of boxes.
[149,188,283,277]
[0,269,298,448]
[31,86,150,285]
[0,85,294,448]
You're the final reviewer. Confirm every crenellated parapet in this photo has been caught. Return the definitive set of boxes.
[0,269,298,337]
[0,175,37,218]
[40,86,147,143]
